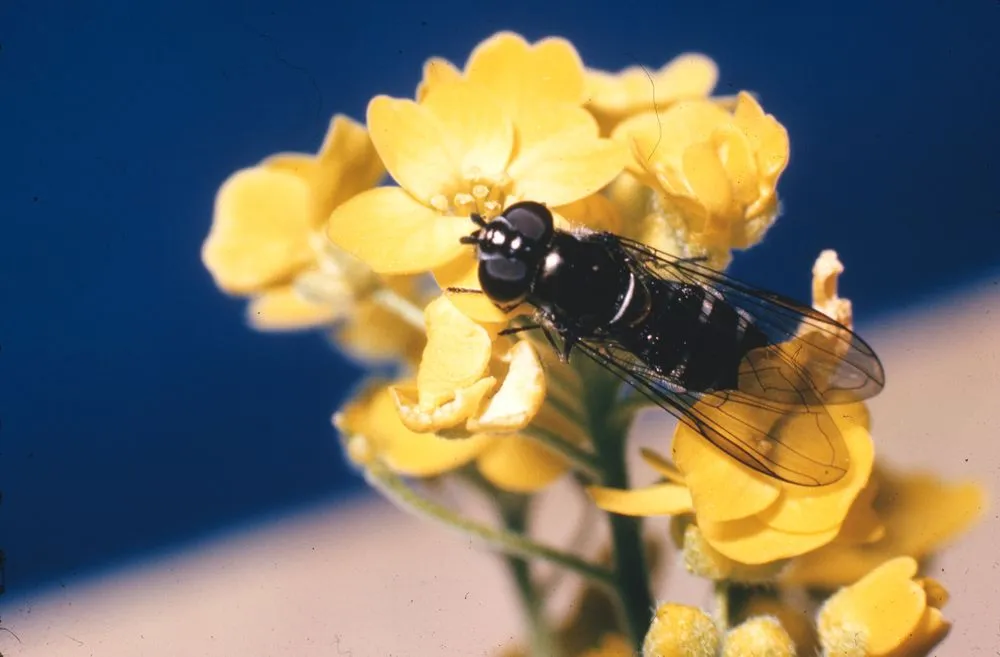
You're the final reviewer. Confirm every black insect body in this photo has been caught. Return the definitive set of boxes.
[457,201,886,487]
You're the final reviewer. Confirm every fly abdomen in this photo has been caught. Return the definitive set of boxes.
[617,279,769,393]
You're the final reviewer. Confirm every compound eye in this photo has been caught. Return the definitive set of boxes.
[502,201,553,246]
[479,257,529,304]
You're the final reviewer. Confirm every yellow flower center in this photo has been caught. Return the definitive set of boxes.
[429,167,517,219]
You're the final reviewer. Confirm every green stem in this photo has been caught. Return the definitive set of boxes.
[500,500,561,657]
[365,461,615,589]
[598,442,655,652]
[587,374,655,654]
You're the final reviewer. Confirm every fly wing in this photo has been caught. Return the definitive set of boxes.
[574,338,855,486]
[610,236,885,406]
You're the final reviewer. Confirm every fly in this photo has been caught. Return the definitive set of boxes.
[452,201,886,486]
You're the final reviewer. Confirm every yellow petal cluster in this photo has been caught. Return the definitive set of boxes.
[817,557,951,657]
[336,375,574,492]
[201,115,427,361]
[586,53,719,135]
[329,33,627,324]
[613,92,789,268]
[590,404,873,564]
[782,465,986,589]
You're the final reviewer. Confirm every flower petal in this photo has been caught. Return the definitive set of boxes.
[366,95,459,202]
[391,378,496,433]
[588,483,694,516]
[337,384,489,476]
[764,406,874,534]
[477,433,568,492]
[416,56,462,101]
[202,167,314,294]
[467,340,546,432]
[514,101,598,152]
[421,81,514,177]
[327,187,470,274]
[335,297,426,365]
[509,135,627,207]
[781,467,987,588]
[818,557,927,657]
[417,295,496,407]
[314,114,387,213]
[556,192,623,234]
[654,54,719,101]
[672,424,781,522]
[465,32,585,108]
[246,285,340,331]
[699,514,840,564]
[732,92,789,183]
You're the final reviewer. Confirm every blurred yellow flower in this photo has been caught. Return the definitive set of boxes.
[817,556,951,657]
[586,53,719,135]
[642,602,719,657]
[578,633,633,657]
[328,51,626,322]
[613,92,789,268]
[722,616,796,657]
[737,595,818,656]
[782,465,986,589]
[202,115,427,360]
[336,382,491,477]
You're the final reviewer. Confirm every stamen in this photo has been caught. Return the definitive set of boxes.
[430,194,450,212]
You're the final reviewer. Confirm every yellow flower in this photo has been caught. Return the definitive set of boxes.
[337,378,579,493]
[337,296,582,492]
[612,92,789,268]
[674,520,786,583]
[590,400,874,565]
[389,295,546,434]
[328,66,626,323]
[781,465,986,589]
[642,603,719,657]
[586,53,719,135]
[817,557,951,657]
[202,115,426,360]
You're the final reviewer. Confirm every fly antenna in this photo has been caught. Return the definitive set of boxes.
[470,212,487,228]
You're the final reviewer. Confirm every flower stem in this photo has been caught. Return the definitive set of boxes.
[585,372,654,653]
[597,440,654,652]
[364,460,615,589]
[499,498,561,657]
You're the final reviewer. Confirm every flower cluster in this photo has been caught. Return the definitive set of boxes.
[202,31,985,657]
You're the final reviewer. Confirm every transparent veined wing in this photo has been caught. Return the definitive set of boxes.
[610,236,885,406]
[574,338,857,486]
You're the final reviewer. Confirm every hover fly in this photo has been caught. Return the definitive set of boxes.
[453,201,885,486]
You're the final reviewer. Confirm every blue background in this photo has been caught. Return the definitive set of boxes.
[1,0,997,595]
